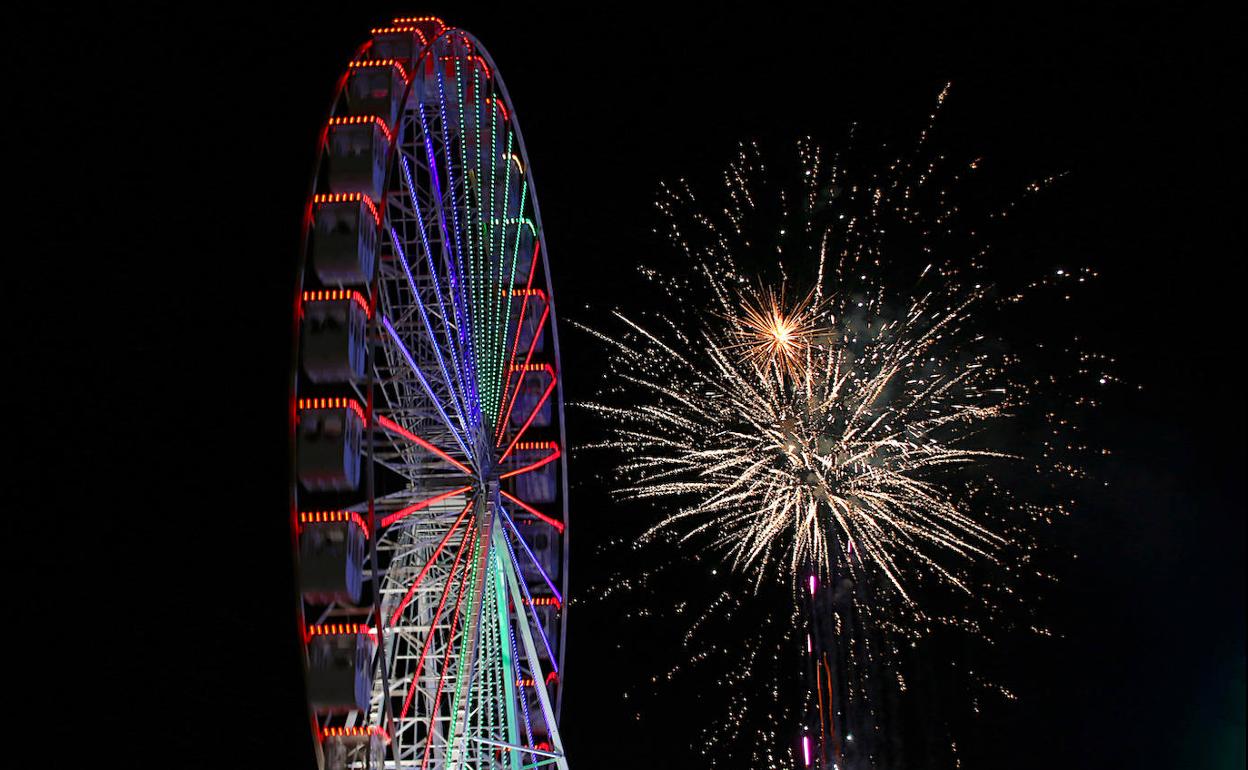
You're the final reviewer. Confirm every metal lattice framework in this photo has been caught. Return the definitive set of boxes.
[290,17,569,770]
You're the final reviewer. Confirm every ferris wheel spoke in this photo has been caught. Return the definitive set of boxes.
[497,503,562,605]
[499,364,557,463]
[499,490,564,533]
[419,526,480,769]
[496,299,551,448]
[387,221,475,441]
[380,314,473,460]
[432,63,480,413]
[398,515,478,724]
[494,240,542,442]
[397,152,475,422]
[381,485,475,529]
[494,512,560,674]
[387,498,475,626]
[415,105,480,425]
[499,441,560,481]
[375,413,472,475]
[483,128,517,425]
[494,526,568,769]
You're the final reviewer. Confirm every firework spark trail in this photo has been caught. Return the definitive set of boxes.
[584,258,1018,604]
[577,97,1108,766]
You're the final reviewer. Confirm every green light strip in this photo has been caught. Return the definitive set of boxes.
[494,533,521,768]
[456,57,478,435]
[494,177,528,429]
[472,62,486,432]
[446,530,481,770]
[484,84,500,432]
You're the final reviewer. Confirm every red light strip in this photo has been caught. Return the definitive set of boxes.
[391,15,447,32]
[312,193,380,226]
[438,54,491,78]
[498,364,556,464]
[387,499,474,626]
[305,623,375,641]
[507,287,546,301]
[514,670,560,688]
[500,490,564,533]
[299,510,369,539]
[419,530,479,769]
[523,595,562,608]
[399,523,477,722]
[297,397,367,426]
[494,241,542,443]
[321,725,390,742]
[326,115,393,144]
[486,96,509,121]
[498,442,560,480]
[375,414,471,475]
[347,58,410,82]
[370,25,429,45]
[495,308,550,445]
[381,486,473,528]
[301,289,371,318]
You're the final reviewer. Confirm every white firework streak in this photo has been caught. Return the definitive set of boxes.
[579,266,1019,603]
[574,111,1101,767]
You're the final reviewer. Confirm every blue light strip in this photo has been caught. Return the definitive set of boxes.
[498,505,563,604]
[398,152,471,415]
[497,504,559,672]
[388,225,472,444]
[380,314,472,461]
[435,61,483,429]
[509,622,535,746]
[416,105,480,429]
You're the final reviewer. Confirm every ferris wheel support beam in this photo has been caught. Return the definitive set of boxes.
[446,492,498,767]
[491,524,523,770]
[381,314,472,461]
[495,523,569,770]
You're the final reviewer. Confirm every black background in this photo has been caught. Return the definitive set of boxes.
[10,2,1243,768]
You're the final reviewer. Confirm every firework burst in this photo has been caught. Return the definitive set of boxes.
[584,175,1031,604]
[577,90,1108,766]
[727,285,829,379]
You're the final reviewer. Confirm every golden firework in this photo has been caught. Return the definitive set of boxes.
[731,286,832,379]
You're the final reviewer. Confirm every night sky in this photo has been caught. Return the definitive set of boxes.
[13,3,1243,768]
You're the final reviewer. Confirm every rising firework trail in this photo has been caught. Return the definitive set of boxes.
[579,88,1110,768]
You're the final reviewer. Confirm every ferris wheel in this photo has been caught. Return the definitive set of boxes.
[290,17,570,769]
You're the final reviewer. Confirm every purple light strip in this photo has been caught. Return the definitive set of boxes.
[397,154,472,419]
[497,504,559,673]
[509,622,535,745]
[498,503,563,604]
[433,64,482,425]
[380,314,472,460]
[388,225,471,442]
[411,119,479,425]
